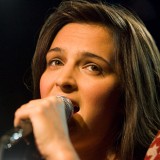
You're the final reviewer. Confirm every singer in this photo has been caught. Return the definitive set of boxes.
[13,0,160,159]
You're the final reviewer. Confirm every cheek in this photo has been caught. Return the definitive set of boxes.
[81,78,121,121]
[79,82,121,136]
[83,79,120,107]
[39,74,46,98]
[87,86,120,115]
[39,72,53,98]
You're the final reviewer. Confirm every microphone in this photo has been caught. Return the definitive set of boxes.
[0,96,74,150]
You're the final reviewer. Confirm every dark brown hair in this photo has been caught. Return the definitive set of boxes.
[31,0,160,159]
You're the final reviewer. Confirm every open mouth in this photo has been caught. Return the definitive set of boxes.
[73,106,79,113]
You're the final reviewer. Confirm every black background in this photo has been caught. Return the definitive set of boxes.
[0,0,159,136]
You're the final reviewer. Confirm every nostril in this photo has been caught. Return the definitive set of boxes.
[63,84,72,89]
[74,106,80,113]
[61,84,77,93]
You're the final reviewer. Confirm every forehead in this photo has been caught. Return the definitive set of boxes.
[50,23,115,60]
[53,23,114,44]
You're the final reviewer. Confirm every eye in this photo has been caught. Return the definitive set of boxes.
[47,58,64,67]
[84,63,103,75]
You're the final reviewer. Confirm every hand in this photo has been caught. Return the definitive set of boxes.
[14,96,78,159]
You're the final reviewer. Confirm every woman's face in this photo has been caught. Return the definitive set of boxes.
[40,23,121,152]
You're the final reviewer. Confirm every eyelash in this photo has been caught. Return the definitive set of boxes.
[84,63,103,75]
[47,58,104,75]
[47,58,63,66]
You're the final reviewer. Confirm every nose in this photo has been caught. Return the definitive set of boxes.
[55,67,77,93]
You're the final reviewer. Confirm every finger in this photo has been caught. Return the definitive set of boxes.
[13,102,35,127]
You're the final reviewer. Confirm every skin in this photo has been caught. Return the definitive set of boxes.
[14,23,121,160]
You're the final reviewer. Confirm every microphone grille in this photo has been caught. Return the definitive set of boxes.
[58,96,74,121]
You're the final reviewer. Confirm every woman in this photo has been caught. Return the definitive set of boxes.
[14,0,160,159]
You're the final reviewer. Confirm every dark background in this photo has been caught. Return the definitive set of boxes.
[0,0,159,136]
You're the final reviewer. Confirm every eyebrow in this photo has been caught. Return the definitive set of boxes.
[47,47,112,67]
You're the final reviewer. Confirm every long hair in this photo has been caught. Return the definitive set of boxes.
[31,0,160,159]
